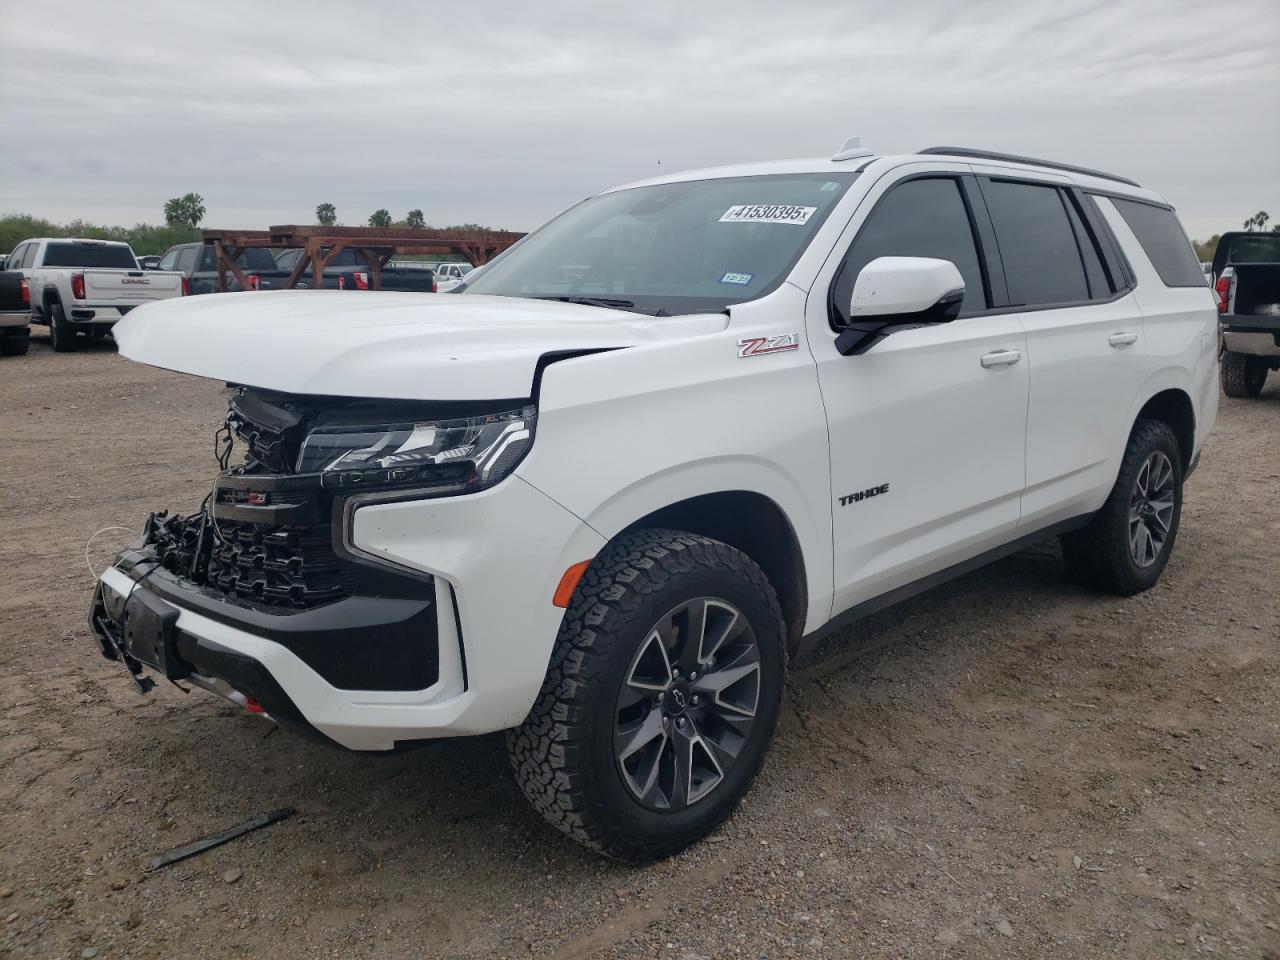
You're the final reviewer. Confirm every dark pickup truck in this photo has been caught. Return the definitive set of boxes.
[1213,232,1280,398]
[0,270,31,355]
[274,249,438,293]
[156,243,292,295]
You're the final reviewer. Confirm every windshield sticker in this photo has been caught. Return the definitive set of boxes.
[719,204,817,226]
[820,181,840,192]
[719,271,754,285]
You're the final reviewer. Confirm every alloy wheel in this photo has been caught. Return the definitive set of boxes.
[1128,450,1175,567]
[614,598,761,811]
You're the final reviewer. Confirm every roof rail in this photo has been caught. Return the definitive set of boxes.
[919,146,1141,188]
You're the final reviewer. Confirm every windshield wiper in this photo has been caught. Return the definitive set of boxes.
[530,295,636,310]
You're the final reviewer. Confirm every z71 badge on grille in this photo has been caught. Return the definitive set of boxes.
[737,333,799,358]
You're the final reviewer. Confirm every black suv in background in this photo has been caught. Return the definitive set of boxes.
[156,243,291,294]
[274,249,437,293]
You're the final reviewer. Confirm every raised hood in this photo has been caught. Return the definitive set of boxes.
[114,291,726,400]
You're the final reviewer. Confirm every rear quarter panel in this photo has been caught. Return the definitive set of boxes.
[1096,197,1219,456]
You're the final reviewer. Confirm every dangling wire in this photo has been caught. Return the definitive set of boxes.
[85,525,136,581]
[200,421,236,550]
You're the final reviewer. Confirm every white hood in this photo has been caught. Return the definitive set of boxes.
[114,291,726,400]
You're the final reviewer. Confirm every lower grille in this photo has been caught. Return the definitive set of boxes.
[205,519,352,607]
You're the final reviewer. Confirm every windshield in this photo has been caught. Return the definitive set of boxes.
[42,242,137,269]
[464,173,857,314]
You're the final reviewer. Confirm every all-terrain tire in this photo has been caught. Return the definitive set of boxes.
[506,528,787,861]
[1060,419,1183,595]
[49,303,76,353]
[0,335,29,356]
[1220,351,1268,398]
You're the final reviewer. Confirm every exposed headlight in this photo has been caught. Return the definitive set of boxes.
[298,405,536,493]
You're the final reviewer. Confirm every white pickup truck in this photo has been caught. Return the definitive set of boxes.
[6,237,184,351]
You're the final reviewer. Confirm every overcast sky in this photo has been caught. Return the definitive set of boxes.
[1,0,1276,241]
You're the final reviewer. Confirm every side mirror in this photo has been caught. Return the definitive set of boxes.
[836,257,965,355]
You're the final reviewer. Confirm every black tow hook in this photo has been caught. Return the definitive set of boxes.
[105,620,157,694]
[89,582,156,694]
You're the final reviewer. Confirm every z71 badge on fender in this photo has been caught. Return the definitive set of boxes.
[738,333,799,358]
[840,483,890,506]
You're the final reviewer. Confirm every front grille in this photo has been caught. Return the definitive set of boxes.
[204,518,352,607]
[145,473,351,610]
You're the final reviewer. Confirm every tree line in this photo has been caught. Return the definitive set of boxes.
[3,193,1269,260]
[316,203,492,233]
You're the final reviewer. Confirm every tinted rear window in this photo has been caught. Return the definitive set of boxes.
[330,250,365,267]
[42,243,137,269]
[1223,234,1280,265]
[242,248,279,270]
[199,247,280,271]
[983,180,1089,306]
[1110,198,1204,287]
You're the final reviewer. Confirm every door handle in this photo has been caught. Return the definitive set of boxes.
[980,349,1022,368]
[1108,332,1138,348]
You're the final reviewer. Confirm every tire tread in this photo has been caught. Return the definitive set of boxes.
[506,527,785,860]
[1221,352,1267,398]
[1061,418,1182,595]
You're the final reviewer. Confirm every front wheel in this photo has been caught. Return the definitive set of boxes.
[507,528,786,861]
[49,303,76,353]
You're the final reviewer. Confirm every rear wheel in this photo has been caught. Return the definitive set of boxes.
[1061,419,1183,595]
[0,334,29,356]
[1221,352,1268,398]
[49,303,76,353]
[507,528,786,861]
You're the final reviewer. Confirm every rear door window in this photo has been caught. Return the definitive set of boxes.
[982,180,1089,307]
[1062,193,1111,298]
[1110,198,1204,287]
[833,176,987,323]
[177,247,200,274]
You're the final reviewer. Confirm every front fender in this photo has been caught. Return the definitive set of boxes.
[520,312,835,633]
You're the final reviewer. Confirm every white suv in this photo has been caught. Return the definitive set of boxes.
[90,143,1218,860]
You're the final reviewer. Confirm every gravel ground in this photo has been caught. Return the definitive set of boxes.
[1,330,1277,959]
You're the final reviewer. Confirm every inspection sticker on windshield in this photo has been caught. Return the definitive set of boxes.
[719,204,817,226]
[720,271,754,285]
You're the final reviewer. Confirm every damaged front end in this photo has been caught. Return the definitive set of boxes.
[89,386,537,726]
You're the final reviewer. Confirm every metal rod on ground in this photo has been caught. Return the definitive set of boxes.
[148,808,296,871]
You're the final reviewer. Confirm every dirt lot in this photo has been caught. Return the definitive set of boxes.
[1,331,1277,960]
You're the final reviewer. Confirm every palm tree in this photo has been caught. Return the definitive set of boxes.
[316,203,337,227]
[368,209,392,228]
[163,193,206,228]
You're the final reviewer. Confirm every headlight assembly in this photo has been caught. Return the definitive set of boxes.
[297,405,536,493]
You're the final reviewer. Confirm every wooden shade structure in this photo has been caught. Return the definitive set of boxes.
[201,225,525,292]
